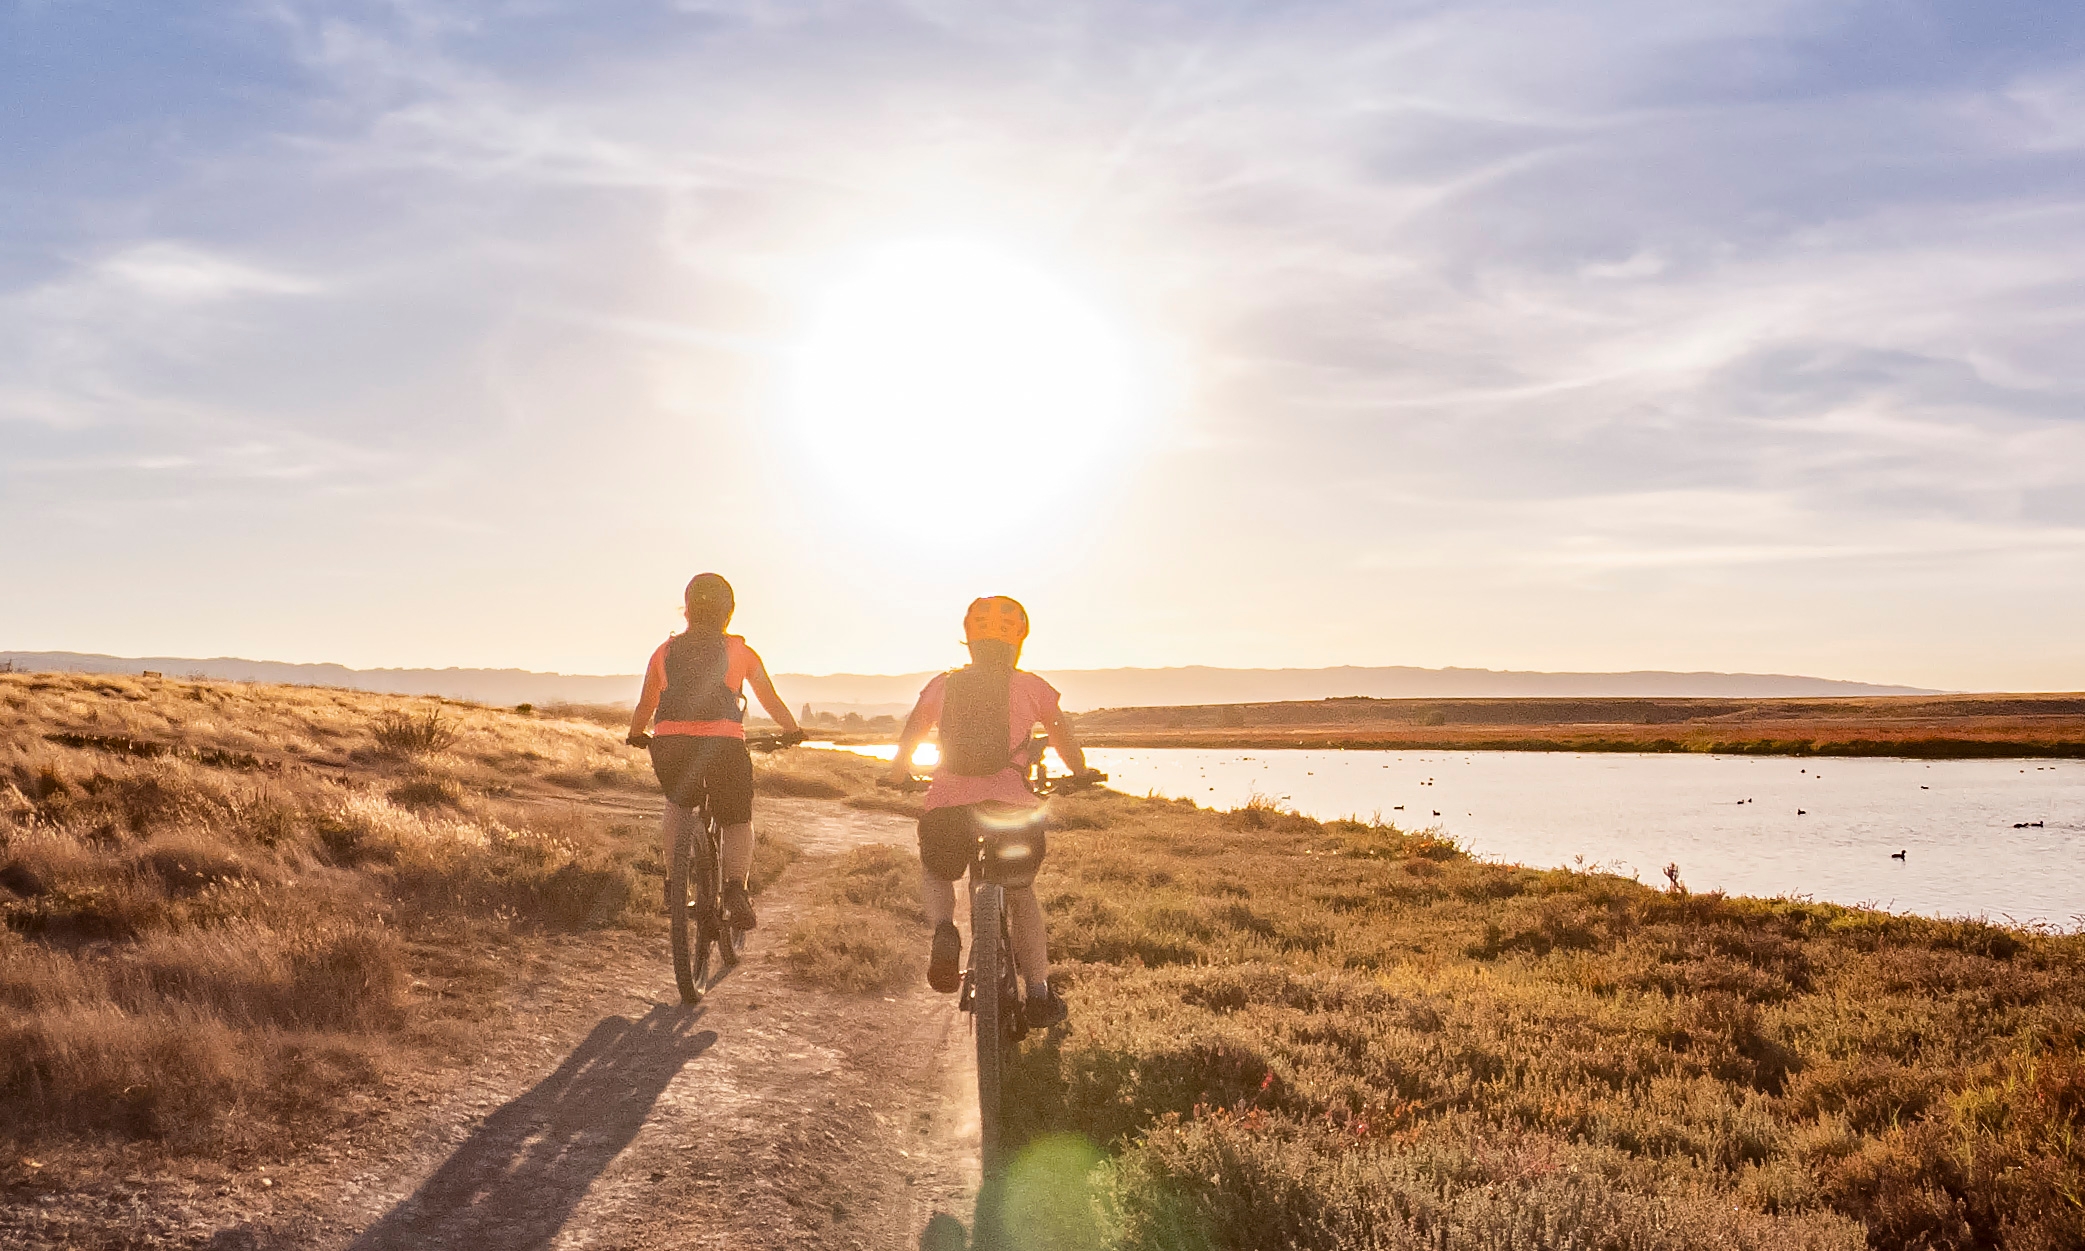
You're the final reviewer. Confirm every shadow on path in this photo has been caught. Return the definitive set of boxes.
[350,1006,715,1251]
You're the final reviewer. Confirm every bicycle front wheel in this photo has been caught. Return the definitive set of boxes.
[972,883,1007,1175]
[668,825,700,1005]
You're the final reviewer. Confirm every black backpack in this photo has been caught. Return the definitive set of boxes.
[656,633,744,723]
[940,664,1012,777]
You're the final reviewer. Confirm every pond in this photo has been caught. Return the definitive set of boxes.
[812,742,2085,925]
[1086,747,2085,927]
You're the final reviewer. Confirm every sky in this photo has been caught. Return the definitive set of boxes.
[4,0,2084,690]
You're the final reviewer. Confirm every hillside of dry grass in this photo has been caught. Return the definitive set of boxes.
[1073,692,2085,758]
[0,672,831,1171]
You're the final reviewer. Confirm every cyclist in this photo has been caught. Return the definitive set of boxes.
[627,573,803,932]
[886,595,1093,1029]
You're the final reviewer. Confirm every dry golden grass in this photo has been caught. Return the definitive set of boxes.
[979,789,2085,1250]
[0,671,766,1157]
[784,843,926,992]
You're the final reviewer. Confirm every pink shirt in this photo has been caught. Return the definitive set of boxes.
[911,669,1062,812]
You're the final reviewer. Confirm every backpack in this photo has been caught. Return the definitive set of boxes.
[656,633,744,723]
[940,664,1013,777]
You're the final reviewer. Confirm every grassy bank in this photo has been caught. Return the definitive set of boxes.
[1074,693,2085,759]
[1000,790,2085,1249]
[0,672,812,1165]
[789,759,2084,1248]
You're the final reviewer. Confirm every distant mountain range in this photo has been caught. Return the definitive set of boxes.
[1,650,1937,712]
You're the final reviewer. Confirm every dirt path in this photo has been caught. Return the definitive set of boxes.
[314,795,982,1251]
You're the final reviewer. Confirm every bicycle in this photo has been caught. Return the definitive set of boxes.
[890,737,1105,1175]
[636,730,801,1005]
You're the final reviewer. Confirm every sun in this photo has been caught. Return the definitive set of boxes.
[786,239,1139,531]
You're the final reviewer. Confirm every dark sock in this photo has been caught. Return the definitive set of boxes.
[1027,979,1049,1000]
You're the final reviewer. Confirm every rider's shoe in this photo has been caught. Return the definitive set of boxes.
[928,921,962,993]
[722,881,757,931]
[1024,987,1069,1030]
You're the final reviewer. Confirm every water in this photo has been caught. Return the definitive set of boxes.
[1081,748,2085,926]
[809,741,2084,923]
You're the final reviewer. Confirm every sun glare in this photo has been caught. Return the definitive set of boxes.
[787,240,1140,530]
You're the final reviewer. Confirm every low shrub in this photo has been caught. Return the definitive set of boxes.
[786,843,923,992]
[370,706,457,758]
[387,776,464,809]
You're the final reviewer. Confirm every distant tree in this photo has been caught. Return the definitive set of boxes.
[801,702,814,723]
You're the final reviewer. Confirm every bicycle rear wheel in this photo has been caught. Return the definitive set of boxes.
[972,882,1007,1175]
[692,824,721,986]
[668,823,700,1005]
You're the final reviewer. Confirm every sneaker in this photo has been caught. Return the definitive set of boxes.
[928,921,962,993]
[1024,987,1069,1030]
[722,881,757,931]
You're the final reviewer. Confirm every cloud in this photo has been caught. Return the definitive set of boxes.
[94,242,319,301]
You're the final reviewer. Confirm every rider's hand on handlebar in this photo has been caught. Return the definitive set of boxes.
[626,730,653,749]
[780,728,808,747]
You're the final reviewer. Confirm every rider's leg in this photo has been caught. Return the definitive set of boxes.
[659,802,696,905]
[921,870,957,927]
[720,822,754,885]
[1005,884,1049,987]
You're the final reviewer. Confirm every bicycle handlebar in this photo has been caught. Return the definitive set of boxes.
[876,767,1106,795]
[626,729,806,751]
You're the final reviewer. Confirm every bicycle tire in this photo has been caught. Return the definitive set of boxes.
[972,882,1006,1175]
[668,821,700,1005]
[692,823,720,988]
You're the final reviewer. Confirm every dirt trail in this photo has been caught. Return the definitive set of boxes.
[323,795,982,1250]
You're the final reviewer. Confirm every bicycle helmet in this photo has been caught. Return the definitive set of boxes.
[964,596,1029,646]
[684,573,735,630]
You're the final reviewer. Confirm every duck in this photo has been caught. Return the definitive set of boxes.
[1891,849,1907,860]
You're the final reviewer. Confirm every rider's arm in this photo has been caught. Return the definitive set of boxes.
[1044,706,1089,776]
[745,658,802,736]
[628,652,665,746]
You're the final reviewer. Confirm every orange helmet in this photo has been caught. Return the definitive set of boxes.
[963,596,1030,646]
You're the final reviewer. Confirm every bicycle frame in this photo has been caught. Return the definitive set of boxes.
[883,742,1104,1178]
[663,732,794,1005]
[668,794,738,1005]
